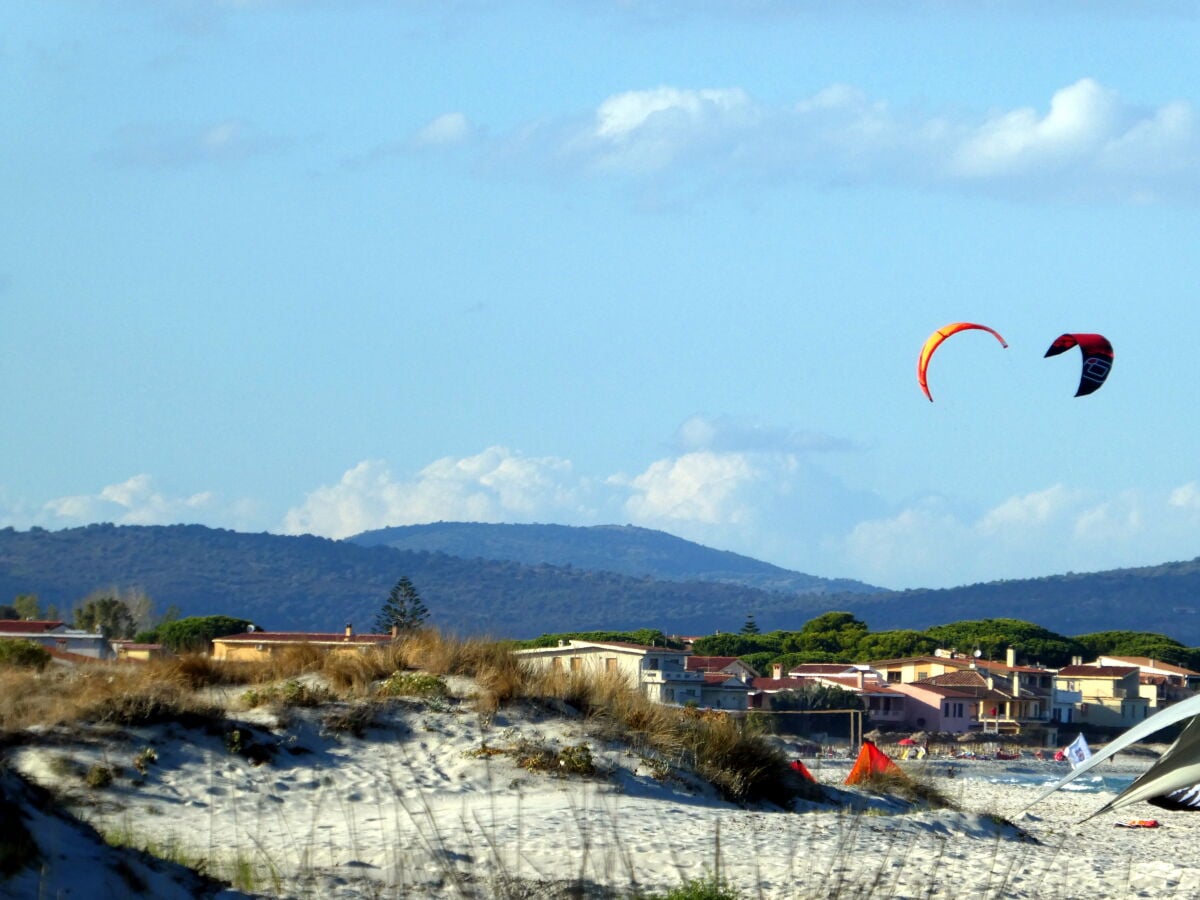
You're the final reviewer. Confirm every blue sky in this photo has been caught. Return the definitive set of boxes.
[6,1,1200,590]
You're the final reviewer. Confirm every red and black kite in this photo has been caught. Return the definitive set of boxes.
[1044,333,1114,397]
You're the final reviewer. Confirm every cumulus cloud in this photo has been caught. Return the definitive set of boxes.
[616,451,761,526]
[840,483,1200,588]
[281,448,594,539]
[40,475,225,526]
[104,119,290,168]
[414,112,473,146]
[472,78,1200,203]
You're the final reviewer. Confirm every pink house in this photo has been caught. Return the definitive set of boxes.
[890,682,977,733]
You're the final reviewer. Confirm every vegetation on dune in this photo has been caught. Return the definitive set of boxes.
[0,639,51,671]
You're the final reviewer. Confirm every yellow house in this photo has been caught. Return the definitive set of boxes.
[1055,664,1150,728]
[867,654,973,685]
[111,641,167,662]
[212,625,394,662]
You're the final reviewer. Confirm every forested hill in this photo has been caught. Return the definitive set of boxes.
[348,522,880,594]
[0,524,836,637]
[844,560,1200,645]
[3,524,1200,644]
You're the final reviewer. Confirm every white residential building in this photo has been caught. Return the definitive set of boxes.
[513,640,748,709]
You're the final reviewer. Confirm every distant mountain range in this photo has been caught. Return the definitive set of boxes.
[348,522,880,595]
[2,523,1200,644]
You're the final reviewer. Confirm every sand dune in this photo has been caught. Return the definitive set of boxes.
[6,678,1200,899]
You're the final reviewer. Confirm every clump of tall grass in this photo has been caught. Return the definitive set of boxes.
[856,769,955,810]
[527,667,820,807]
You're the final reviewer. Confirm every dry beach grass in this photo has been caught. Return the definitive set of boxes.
[1,632,1197,898]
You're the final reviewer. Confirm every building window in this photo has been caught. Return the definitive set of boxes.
[605,658,617,672]
[570,657,582,672]
[646,657,660,670]
[552,658,563,672]
[887,671,901,683]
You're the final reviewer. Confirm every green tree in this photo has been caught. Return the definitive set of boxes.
[924,618,1082,667]
[740,613,761,635]
[73,595,137,639]
[691,632,783,657]
[854,629,938,661]
[156,615,256,653]
[375,577,429,635]
[12,594,40,620]
[1075,630,1194,667]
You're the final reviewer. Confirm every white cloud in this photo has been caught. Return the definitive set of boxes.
[281,448,592,539]
[616,451,761,526]
[839,483,1200,588]
[476,79,1200,203]
[105,119,289,168]
[40,475,223,526]
[414,112,473,146]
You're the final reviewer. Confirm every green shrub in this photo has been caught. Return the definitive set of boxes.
[0,639,50,671]
[513,739,595,777]
[241,679,330,709]
[85,763,115,789]
[378,671,447,698]
[638,874,744,899]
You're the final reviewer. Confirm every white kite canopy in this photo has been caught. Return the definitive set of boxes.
[1029,693,1200,820]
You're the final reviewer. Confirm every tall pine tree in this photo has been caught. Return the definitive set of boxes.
[375,577,429,635]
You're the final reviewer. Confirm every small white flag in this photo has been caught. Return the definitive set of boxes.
[1066,733,1092,769]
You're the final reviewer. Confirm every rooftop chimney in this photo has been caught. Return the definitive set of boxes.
[344,623,353,639]
[772,663,783,679]
[857,670,866,690]
[1006,646,1016,668]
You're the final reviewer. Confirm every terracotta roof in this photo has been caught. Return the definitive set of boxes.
[213,632,392,644]
[701,672,750,686]
[114,642,164,651]
[45,647,103,665]
[1102,656,1200,677]
[919,670,989,688]
[0,620,65,634]
[975,659,1054,674]
[1057,665,1138,678]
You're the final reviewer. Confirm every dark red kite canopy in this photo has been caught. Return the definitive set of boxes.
[1044,333,1114,397]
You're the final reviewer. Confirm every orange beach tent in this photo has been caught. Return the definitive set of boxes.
[844,741,903,785]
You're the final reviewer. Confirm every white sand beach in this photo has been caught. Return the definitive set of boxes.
[6,677,1200,899]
